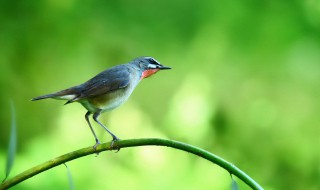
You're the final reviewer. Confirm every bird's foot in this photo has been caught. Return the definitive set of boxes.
[93,140,101,156]
[110,136,120,153]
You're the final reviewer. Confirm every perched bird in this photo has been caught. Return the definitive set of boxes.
[32,57,171,149]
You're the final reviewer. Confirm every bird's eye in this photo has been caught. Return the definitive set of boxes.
[148,58,160,65]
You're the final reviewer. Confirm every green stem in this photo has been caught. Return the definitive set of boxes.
[0,138,263,190]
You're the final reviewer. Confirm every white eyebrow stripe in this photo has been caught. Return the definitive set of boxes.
[148,64,157,69]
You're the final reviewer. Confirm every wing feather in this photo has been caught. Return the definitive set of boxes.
[68,65,131,103]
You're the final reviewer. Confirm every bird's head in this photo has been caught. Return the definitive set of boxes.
[133,57,171,80]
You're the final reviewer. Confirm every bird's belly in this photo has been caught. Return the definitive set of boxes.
[83,88,132,113]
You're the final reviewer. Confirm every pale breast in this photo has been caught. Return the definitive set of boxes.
[90,88,129,111]
[79,66,141,113]
[86,80,140,112]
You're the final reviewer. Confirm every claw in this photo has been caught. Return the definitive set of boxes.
[110,137,120,152]
[93,140,101,156]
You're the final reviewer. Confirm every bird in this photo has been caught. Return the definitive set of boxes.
[32,56,171,150]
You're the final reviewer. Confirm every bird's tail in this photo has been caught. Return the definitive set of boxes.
[32,87,79,101]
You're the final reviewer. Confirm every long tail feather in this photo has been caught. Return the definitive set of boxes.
[32,87,79,101]
[32,93,57,101]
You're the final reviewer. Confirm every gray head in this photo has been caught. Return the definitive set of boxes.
[131,56,171,79]
[133,57,171,70]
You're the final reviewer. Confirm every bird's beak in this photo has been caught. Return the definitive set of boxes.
[159,65,172,70]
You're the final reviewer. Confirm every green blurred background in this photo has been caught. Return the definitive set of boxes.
[1,0,319,189]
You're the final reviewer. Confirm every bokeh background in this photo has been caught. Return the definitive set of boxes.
[1,1,319,190]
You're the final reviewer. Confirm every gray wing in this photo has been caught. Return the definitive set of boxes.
[66,65,131,104]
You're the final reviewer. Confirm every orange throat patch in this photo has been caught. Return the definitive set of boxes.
[140,69,160,80]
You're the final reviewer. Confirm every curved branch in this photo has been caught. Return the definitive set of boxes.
[0,138,263,190]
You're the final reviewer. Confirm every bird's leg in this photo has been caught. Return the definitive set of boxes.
[85,111,101,150]
[93,111,120,152]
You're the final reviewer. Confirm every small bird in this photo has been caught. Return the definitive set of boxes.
[32,56,171,149]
